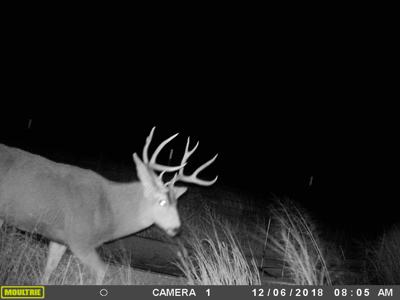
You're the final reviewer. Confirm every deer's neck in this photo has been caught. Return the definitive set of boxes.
[105,180,153,240]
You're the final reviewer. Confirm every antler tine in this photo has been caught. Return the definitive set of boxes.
[158,170,167,182]
[177,151,219,186]
[141,127,186,173]
[178,137,199,173]
[165,173,178,187]
[184,154,218,185]
[142,126,156,164]
[150,132,179,164]
[163,138,199,187]
[192,154,218,176]
[143,129,218,186]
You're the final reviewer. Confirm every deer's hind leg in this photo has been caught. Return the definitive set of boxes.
[69,244,107,285]
[43,241,67,284]
[0,218,3,227]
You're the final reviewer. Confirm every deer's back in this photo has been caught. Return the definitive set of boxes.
[0,144,115,247]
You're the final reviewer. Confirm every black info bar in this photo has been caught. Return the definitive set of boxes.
[0,285,398,300]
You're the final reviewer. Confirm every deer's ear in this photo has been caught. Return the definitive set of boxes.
[174,186,188,199]
[133,153,155,195]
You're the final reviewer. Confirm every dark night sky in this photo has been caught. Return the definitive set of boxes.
[0,104,397,238]
[1,25,397,238]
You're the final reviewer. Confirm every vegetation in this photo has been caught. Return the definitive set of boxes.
[1,196,399,285]
[266,199,334,285]
[364,224,400,284]
[0,225,183,285]
[175,210,261,285]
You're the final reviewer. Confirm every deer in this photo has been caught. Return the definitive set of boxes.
[0,127,217,284]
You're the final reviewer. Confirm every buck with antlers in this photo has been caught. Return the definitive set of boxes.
[0,127,217,284]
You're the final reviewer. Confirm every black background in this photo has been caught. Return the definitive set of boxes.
[1,21,397,239]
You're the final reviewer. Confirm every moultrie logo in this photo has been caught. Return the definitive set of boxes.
[0,286,45,299]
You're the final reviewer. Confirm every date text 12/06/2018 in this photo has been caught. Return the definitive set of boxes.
[252,288,324,297]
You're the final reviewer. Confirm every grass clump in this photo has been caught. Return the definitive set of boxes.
[267,199,333,285]
[0,223,183,285]
[365,224,400,284]
[175,210,261,285]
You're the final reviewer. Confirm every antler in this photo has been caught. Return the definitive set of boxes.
[142,127,186,172]
[142,127,218,187]
[168,137,218,186]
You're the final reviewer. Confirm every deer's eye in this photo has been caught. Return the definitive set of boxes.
[159,198,168,207]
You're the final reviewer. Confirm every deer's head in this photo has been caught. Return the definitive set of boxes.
[133,127,218,237]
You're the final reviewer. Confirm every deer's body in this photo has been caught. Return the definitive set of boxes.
[0,128,217,284]
[0,143,150,248]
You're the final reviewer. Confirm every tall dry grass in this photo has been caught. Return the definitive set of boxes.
[365,224,400,284]
[266,199,333,285]
[0,225,45,284]
[4,194,397,286]
[0,223,178,285]
[175,209,261,285]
